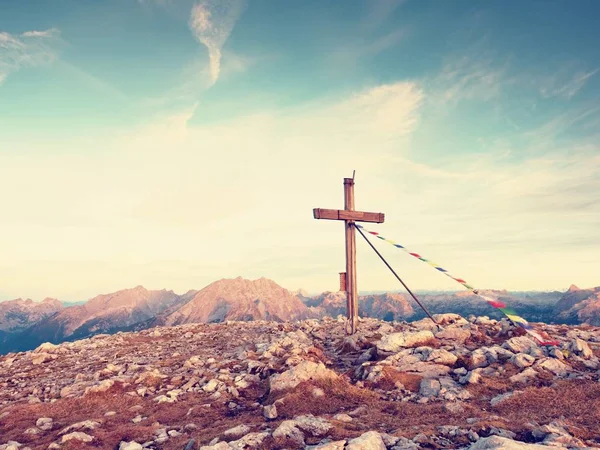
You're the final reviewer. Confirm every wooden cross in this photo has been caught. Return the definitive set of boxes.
[313,175,385,334]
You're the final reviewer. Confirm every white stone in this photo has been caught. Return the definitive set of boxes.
[503,337,538,355]
[269,361,338,392]
[570,338,593,359]
[377,331,435,352]
[272,420,305,446]
[346,431,387,450]
[510,353,535,369]
[307,441,346,450]
[119,442,143,450]
[36,417,53,431]
[61,432,94,443]
[419,378,441,397]
[536,358,568,376]
[223,424,250,438]
[263,404,277,419]
[203,379,220,393]
[468,436,565,449]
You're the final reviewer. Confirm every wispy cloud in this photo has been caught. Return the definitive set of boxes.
[540,69,599,100]
[361,0,407,31]
[0,28,61,85]
[188,0,245,86]
[433,56,508,105]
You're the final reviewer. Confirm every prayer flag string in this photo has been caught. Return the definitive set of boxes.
[355,224,559,346]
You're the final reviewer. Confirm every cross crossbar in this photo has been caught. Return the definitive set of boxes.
[313,208,384,223]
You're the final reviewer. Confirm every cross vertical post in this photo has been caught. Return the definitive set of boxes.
[344,178,358,334]
[313,175,385,334]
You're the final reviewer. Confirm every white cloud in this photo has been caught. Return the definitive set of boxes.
[432,56,507,105]
[0,28,61,85]
[1,75,599,299]
[188,0,245,85]
[540,69,599,100]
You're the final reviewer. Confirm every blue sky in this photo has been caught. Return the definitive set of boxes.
[1,0,599,301]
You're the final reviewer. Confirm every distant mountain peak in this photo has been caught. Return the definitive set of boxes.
[568,284,581,292]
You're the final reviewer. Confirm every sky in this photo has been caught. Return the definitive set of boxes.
[1,0,599,302]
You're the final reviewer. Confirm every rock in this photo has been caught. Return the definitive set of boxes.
[510,353,535,369]
[202,379,220,393]
[31,353,54,365]
[59,420,101,435]
[272,420,305,446]
[293,415,332,436]
[269,361,338,392]
[570,338,593,359]
[0,445,20,450]
[468,436,565,449]
[536,358,568,376]
[307,441,346,450]
[532,420,585,447]
[346,431,387,450]
[85,379,114,394]
[223,424,250,438]
[263,404,277,419]
[119,442,143,450]
[229,432,269,449]
[36,417,53,431]
[503,337,538,355]
[470,349,489,369]
[509,368,538,384]
[333,413,352,422]
[200,443,231,450]
[433,313,469,325]
[435,327,471,344]
[377,331,435,352]
[419,378,441,397]
[61,431,94,443]
[34,342,59,353]
[460,371,482,385]
[426,349,458,366]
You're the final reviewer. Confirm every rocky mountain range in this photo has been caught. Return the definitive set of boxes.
[1,278,599,355]
[1,313,599,449]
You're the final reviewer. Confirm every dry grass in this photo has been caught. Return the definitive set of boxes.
[273,377,380,419]
[369,367,423,393]
[492,380,600,441]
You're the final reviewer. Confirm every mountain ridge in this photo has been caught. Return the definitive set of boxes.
[2,279,599,355]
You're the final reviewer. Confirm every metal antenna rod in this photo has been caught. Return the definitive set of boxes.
[354,224,438,324]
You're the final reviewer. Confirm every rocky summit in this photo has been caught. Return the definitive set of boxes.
[1,314,599,450]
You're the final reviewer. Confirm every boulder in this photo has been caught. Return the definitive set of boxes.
[307,441,346,450]
[377,331,435,352]
[61,432,94,443]
[36,417,53,431]
[536,358,568,376]
[269,361,338,392]
[346,431,387,450]
[419,378,441,397]
[119,442,143,450]
[468,436,565,449]
[223,424,250,438]
[272,420,305,446]
[510,353,535,369]
[502,337,538,355]
[509,368,538,384]
[229,432,269,449]
[426,349,458,366]
[569,338,593,359]
[435,327,471,344]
